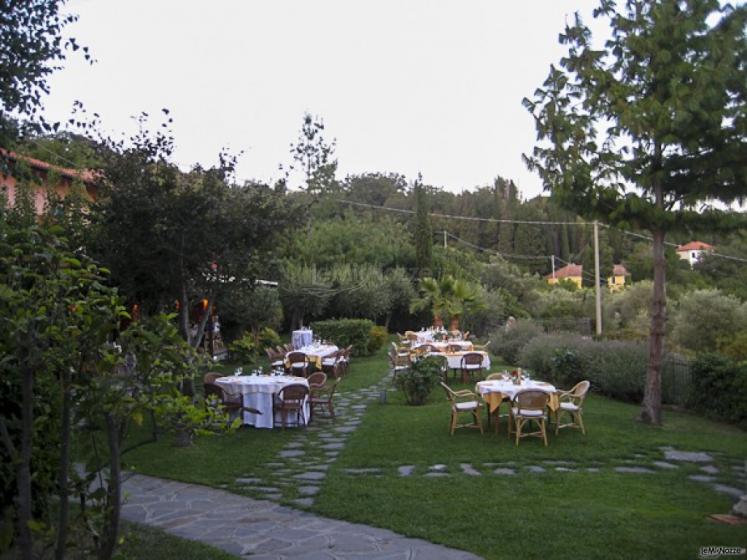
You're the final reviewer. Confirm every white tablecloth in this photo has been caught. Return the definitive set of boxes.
[295,343,339,369]
[292,329,313,350]
[215,375,310,429]
[475,379,556,400]
[415,340,473,352]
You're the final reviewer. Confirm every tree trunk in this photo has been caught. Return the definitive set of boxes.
[17,365,33,560]
[97,414,122,560]
[55,368,73,560]
[640,228,666,425]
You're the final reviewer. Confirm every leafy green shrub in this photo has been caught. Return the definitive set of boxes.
[489,320,544,364]
[671,289,747,354]
[717,331,747,362]
[228,332,258,364]
[259,326,281,349]
[395,356,443,405]
[368,325,388,354]
[311,318,374,356]
[518,335,689,404]
[688,353,747,429]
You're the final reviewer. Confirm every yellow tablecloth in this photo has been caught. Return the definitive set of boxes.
[476,380,560,412]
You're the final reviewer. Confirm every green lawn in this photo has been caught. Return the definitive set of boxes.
[122,344,747,560]
[120,522,235,560]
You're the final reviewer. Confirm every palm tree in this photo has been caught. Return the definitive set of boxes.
[410,277,446,328]
[410,276,481,331]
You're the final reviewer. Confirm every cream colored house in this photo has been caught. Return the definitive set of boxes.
[676,241,714,267]
[546,263,583,289]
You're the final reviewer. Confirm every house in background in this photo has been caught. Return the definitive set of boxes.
[0,149,97,215]
[675,241,714,267]
[546,263,583,289]
[607,264,630,291]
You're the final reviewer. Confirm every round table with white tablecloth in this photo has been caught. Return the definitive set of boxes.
[475,378,558,415]
[214,375,309,429]
[292,329,313,350]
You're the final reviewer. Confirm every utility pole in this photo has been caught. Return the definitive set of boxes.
[551,255,556,280]
[594,220,602,336]
[443,229,447,249]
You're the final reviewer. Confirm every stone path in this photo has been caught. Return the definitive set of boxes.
[230,375,394,508]
[121,473,480,559]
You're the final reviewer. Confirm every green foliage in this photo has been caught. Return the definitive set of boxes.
[488,321,544,364]
[395,356,443,405]
[220,286,283,343]
[279,263,332,328]
[671,289,747,354]
[413,178,433,277]
[227,332,259,365]
[605,280,654,341]
[717,331,747,362]
[688,354,747,429]
[311,319,375,357]
[367,325,388,355]
[327,264,390,320]
[518,334,691,405]
[528,287,592,320]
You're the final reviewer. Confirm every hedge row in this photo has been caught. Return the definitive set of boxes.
[688,354,747,429]
[517,334,691,406]
[310,319,386,357]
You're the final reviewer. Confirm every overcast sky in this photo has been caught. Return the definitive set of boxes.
[42,0,609,199]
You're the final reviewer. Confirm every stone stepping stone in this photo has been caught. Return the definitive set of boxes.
[321,443,345,450]
[585,467,600,473]
[526,466,546,473]
[544,460,573,466]
[235,477,263,485]
[688,475,716,483]
[424,472,449,478]
[555,467,576,472]
[295,471,326,481]
[334,426,357,433]
[278,450,305,459]
[662,448,713,463]
[298,486,320,496]
[253,486,281,494]
[615,467,655,474]
[429,464,448,473]
[344,468,382,475]
[293,498,314,507]
[712,484,744,499]
[460,464,481,476]
[700,465,720,475]
[652,461,678,470]
[398,465,415,477]
[493,468,516,476]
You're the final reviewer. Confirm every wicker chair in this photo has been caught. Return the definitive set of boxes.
[203,371,222,385]
[388,348,410,380]
[274,383,309,429]
[440,382,483,436]
[508,389,550,446]
[307,371,327,392]
[285,351,309,377]
[459,352,485,383]
[203,382,261,420]
[555,380,590,435]
[265,347,285,370]
[310,377,341,419]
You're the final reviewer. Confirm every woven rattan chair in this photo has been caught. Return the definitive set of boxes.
[508,389,549,446]
[440,382,483,436]
[555,380,590,435]
[274,383,309,429]
[460,352,485,383]
[310,377,341,419]
[285,351,309,377]
[203,371,222,385]
[307,371,327,392]
[203,382,261,419]
[265,347,285,369]
[388,348,410,380]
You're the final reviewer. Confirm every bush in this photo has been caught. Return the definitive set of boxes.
[395,356,443,405]
[488,320,544,364]
[311,318,374,356]
[228,332,258,364]
[518,334,690,405]
[368,325,388,354]
[671,289,747,354]
[688,353,747,429]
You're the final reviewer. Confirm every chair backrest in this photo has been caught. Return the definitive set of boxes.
[203,382,225,402]
[485,372,503,381]
[278,383,309,404]
[447,344,463,353]
[286,351,308,365]
[461,352,483,366]
[570,380,591,404]
[462,331,471,340]
[203,371,222,385]
[307,371,327,389]
[513,389,549,411]
[405,331,418,341]
[439,381,456,403]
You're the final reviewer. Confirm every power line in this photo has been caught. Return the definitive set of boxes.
[441,231,549,261]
